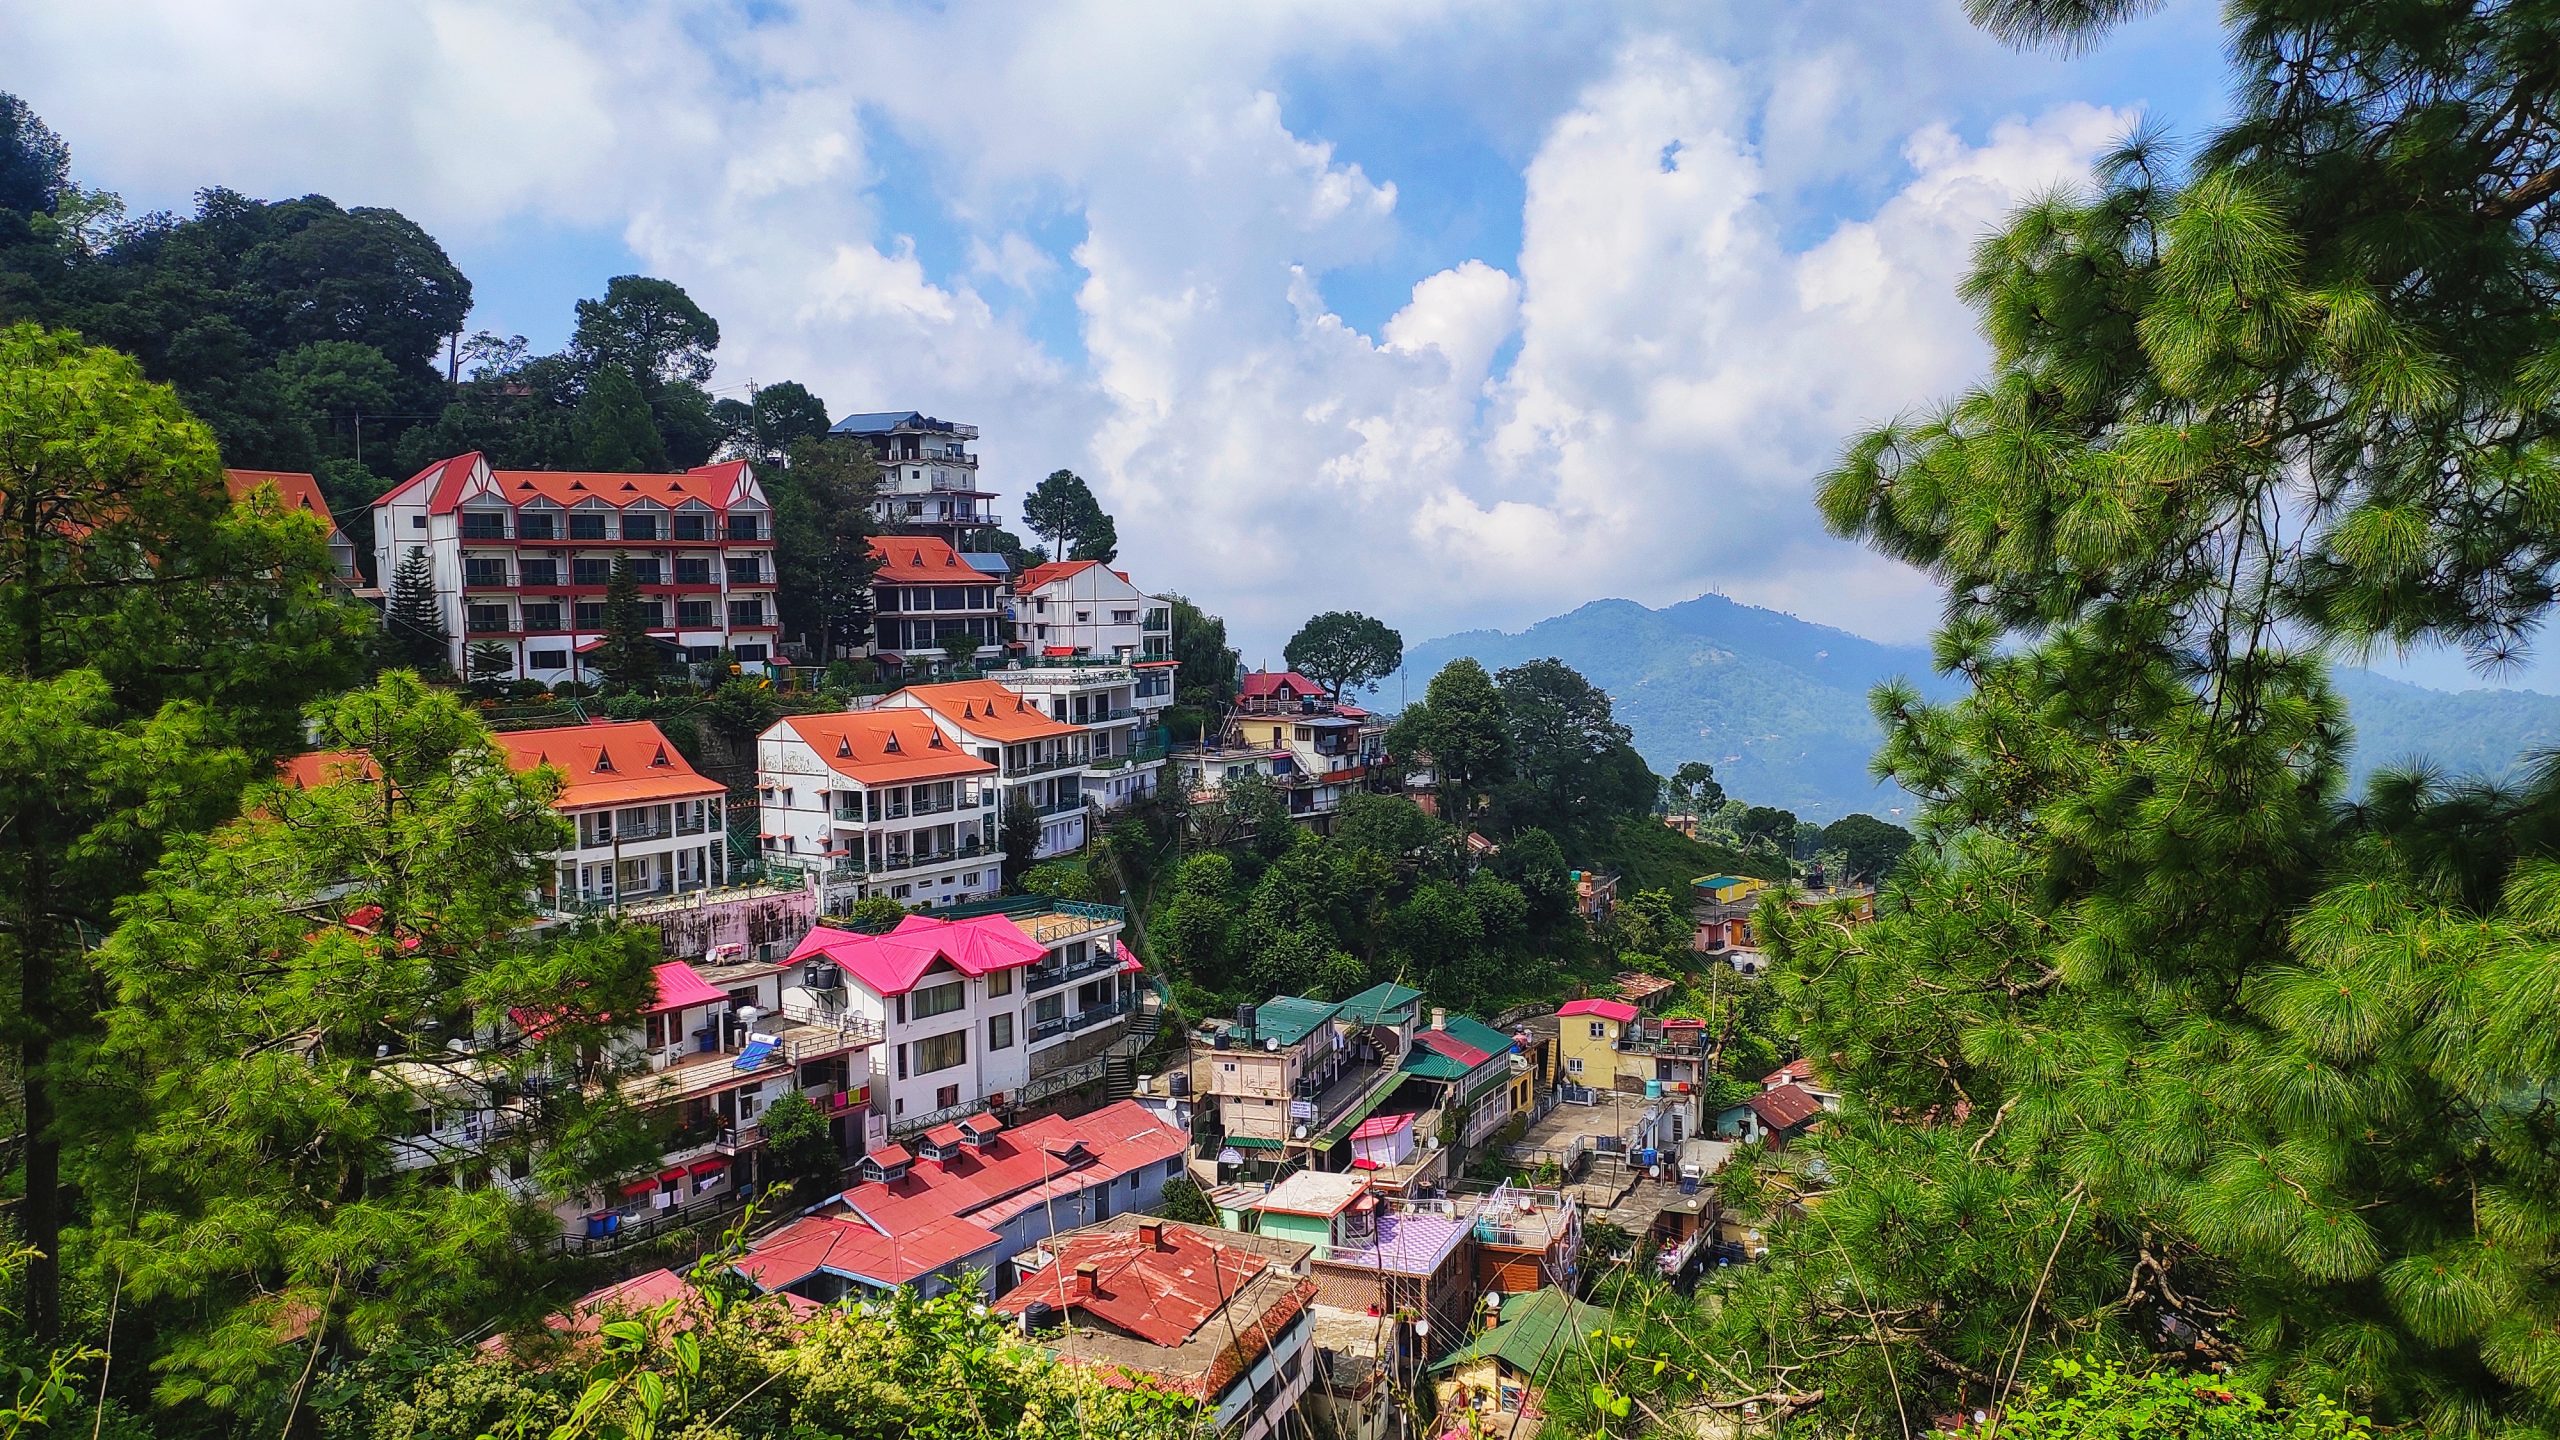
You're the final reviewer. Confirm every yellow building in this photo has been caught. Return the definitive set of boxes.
[1554,998,1634,1090]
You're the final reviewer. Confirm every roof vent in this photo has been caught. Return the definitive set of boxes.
[651,745,671,768]
[883,733,902,754]
[928,731,945,749]
[837,737,854,759]
[568,480,586,492]
[518,480,536,491]
[593,751,615,773]
[621,482,637,492]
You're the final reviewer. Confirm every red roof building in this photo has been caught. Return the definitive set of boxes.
[866,536,1002,664]
[732,1101,1187,1302]
[994,1217,1318,1440]
[1556,998,1638,1024]
[225,468,362,586]
[368,451,779,682]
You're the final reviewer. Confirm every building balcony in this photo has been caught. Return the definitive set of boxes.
[1006,752,1090,780]
[1024,945,1122,994]
[1027,996,1131,1044]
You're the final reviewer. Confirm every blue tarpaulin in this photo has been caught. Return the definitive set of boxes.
[733,1040,775,1070]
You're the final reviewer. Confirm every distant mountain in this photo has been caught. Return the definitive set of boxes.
[1393,594,2560,822]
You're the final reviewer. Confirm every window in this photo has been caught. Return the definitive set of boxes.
[621,512,660,541]
[459,511,507,540]
[569,511,609,540]
[466,604,510,634]
[1588,1021,1606,1038]
[725,513,763,541]
[677,600,715,628]
[571,558,613,586]
[675,557,712,585]
[726,557,762,585]
[734,643,769,663]
[985,969,1014,998]
[518,557,559,586]
[1112,609,1136,624]
[410,514,425,529]
[518,511,558,541]
[728,599,765,627]
[528,649,567,670]
[1567,1057,1584,1075]
[1032,994,1065,1025]
[673,512,711,541]
[913,1030,967,1074]
[521,602,563,633]
[463,557,507,586]
[627,557,662,586]
[638,601,665,629]
[988,1013,1014,1050]
[574,601,606,629]
[937,1083,960,1109]
[911,980,965,1020]
[686,644,720,662]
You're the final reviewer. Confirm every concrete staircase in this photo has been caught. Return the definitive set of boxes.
[1104,981,1168,1100]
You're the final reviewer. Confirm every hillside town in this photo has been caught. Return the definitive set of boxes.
[7,1,2548,1432]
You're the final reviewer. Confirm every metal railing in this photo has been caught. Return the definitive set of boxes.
[1025,946,1121,994]
[1028,997,1131,1043]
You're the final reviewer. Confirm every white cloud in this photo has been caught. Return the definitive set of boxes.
[0,0,2146,659]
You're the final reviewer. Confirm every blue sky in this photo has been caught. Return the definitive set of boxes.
[13,0,2524,691]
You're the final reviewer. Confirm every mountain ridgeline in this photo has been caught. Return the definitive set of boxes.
[1396,594,2560,821]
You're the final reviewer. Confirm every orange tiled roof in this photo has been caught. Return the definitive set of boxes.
[277,749,379,788]
[894,680,1082,742]
[869,535,993,586]
[376,453,756,516]
[494,720,723,808]
[780,712,994,786]
[1014,559,1097,592]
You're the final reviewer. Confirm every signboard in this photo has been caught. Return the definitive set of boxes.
[1290,1100,1316,1121]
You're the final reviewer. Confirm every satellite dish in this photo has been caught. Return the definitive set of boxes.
[1294,1124,1309,1139]
[1265,1037,1280,1052]
[738,1005,763,1026]
[1413,1318,1431,1339]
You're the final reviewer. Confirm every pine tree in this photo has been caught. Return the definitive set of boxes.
[1712,2,2560,1433]
[1000,793,1043,888]
[382,543,451,675]
[595,552,658,691]
[73,674,662,1422]
[571,364,667,472]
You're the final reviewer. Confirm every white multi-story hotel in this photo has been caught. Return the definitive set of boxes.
[284,719,729,911]
[786,905,1141,1134]
[827,411,1001,544]
[871,680,1092,859]
[370,453,780,682]
[992,661,1177,813]
[754,710,1003,911]
[1008,560,1174,665]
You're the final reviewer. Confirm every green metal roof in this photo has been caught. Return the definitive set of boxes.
[1221,1134,1287,1150]
[1401,1013,1517,1081]
[1241,996,1342,1048]
[1430,1288,1609,1375]
[1335,980,1422,1024]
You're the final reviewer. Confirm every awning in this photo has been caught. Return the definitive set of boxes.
[1223,1134,1286,1150]
[619,1178,657,1197]
[688,1157,730,1176]
[1042,646,1076,657]
[657,1166,689,1183]
[646,961,726,1016]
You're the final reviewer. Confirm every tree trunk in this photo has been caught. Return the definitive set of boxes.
[17,849,59,1342]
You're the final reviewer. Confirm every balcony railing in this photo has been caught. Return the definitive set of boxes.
[1032,795,1088,817]
[1024,945,1120,994]
[871,840,992,874]
[1027,996,1131,1043]
[1007,752,1090,779]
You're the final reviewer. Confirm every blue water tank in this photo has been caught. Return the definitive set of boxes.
[1644,1079,1664,1099]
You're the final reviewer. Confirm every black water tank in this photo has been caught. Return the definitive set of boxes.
[1236,1003,1258,1036]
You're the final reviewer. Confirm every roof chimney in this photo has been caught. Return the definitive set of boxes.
[1072,1261,1099,1299]
[1137,1220,1166,1252]
[1432,1006,1448,1033]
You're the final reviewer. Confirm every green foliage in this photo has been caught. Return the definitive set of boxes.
[1490,657,1655,845]
[329,1278,1209,1440]
[72,674,661,1420]
[842,895,909,930]
[467,639,514,686]
[1162,595,1239,713]
[1020,469,1114,563]
[0,92,71,215]
[1989,1358,2373,1440]
[1817,811,1912,882]
[714,379,831,466]
[700,676,782,745]
[1000,795,1043,885]
[383,544,452,676]
[572,366,668,472]
[1389,657,1514,822]
[1019,859,1097,901]
[1736,804,1798,855]
[595,554,660,691]
[1155,1176,1218,1226]
[571,274,720,390]
[1725,1,2560,1433]
[1282,610,1404,704]
[1670,760,1723,811]
[756,1090,841,1202]
[769,435,881,660]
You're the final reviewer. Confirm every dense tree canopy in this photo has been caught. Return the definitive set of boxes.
[1719,0,2560,1434]
[1283,610,1404,703]
[1022,468,1115,562]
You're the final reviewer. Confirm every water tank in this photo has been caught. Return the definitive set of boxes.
[1168,1072,1192,1097]
[1019,1301,1057,1333]
[1236,1003,1258,1036]
[1644,1079,1663,1099]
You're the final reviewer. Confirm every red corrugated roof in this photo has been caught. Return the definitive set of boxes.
[1349,1112,1416,1142]
[829,1101,1184,1240]
[892,679,1083,742]
[734,1212,997,1290]
[645,962,725,1016]
[224,469,341,534]
[1763,1057,1815,1087]
[1747,1082,1823,1131]
[277,749,378,789]
[991,1223,1270,1348]
[787,913,1048,999]
[1557,998,1637,1023]
[1415,1029,1490,1067]
[1239,670,1329,702]
[378,454,756,516]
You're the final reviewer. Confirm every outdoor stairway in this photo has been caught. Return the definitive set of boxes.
[1104,983,1167,1100]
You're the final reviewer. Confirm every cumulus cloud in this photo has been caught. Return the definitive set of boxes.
[1,0,2144,658]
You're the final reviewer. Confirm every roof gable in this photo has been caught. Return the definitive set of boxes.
[777,712,994,786]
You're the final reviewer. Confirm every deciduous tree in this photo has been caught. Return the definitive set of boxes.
[1282,610,1402,703]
